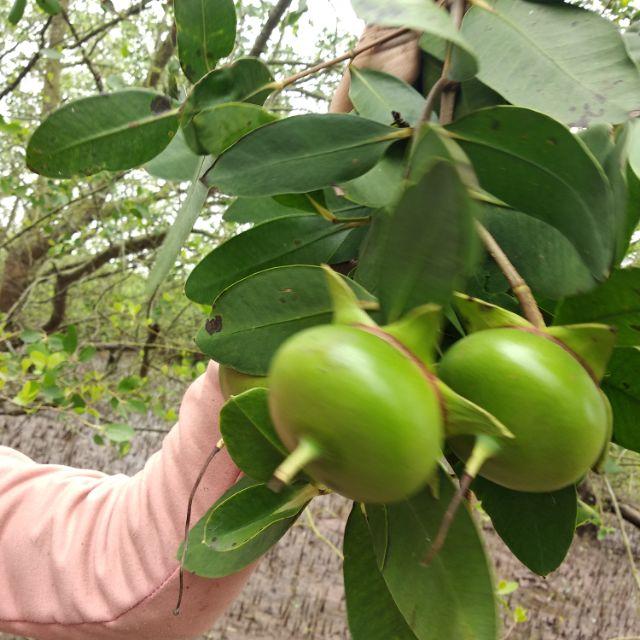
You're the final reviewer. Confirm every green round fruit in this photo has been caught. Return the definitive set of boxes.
[438,328,609,492]
[268,324,443,503]
[219,365,268,400]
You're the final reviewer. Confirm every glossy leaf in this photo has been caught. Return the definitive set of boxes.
[448,106,615,280]
[27,90,179,178]
[174,0,237,83]
[461,0,640,126]
[204,114,410,196]
[479,205,597,299]
[474,478,577,576]
[204,481,314,552]
[223,196,312,224]
[360,161,476,322]
[555,269,640,346]
[220,388,287,482]
[190,102,277,155]
[181,57,274,151]
[351,0,478,81]
[185,215,355,304]
[145,128,201,181]
[366,470,497,640]
[196,265,376,375]
[348,67,425,126]
[602,347,640,453]
[340,144,407,209]
[343,505,419,640]
[181,477,297,578]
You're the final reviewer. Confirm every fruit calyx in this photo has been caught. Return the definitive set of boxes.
[452,293,616,384]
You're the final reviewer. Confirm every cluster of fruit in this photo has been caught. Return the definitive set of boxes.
[221,267,613,512]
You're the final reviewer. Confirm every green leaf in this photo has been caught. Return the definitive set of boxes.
[359,161,476,323]
[180,57,274,151]
[13,380,40,406]
[555,269,640,346]
[367,470,497,640]
[181,477,299,578]
[78,346,97,362]
[62,325,78,354]
[105,423,135,444]
[8,0,27,25]
[145,128,201,181]
[223,196,311,224]
[602,347,640,453]
[623,22,640,69]
[27,90,179,178]
[20,329,43,344]
[598,124,632,263]
[204,481,314,552]
[473,477,577,576]
[348,67,425,126]
[461,0,640,126]
[340,144,406,209]
[145,157,211,298]
[220,388,287,482]
[35,0,61,15]
[174,0,237,83]
[343,505,419,640]
[455,79,505,119]
[185,215,356,305]
[189,102,277,155]
[448,106,615,281]
[195,265,376,375]
[351,0,478,81]
[204,114,409,196]
[479,205,597,299]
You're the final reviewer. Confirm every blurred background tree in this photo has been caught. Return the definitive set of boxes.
[0,0,362,447]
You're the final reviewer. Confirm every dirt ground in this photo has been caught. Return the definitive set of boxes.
[1,413,639,640]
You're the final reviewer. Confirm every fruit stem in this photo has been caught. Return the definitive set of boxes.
[475,221,546,328]
[422,435,501,566]
[268,438,323,492]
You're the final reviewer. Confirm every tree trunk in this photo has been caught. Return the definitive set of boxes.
[0,1,68,316]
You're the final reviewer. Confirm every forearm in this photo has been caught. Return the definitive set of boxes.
[0,362,252,640]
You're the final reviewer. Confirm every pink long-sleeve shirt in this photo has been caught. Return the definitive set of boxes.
[0,362,253,640]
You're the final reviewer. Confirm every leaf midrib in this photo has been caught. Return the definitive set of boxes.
[35,109,178,158]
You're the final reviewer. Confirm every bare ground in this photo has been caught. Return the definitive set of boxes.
[1,413,639,640]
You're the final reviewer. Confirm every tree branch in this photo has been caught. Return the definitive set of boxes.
[249,0,295,57]
[146,23,176,88]
[0,18,51,100]
[60,9,104,92]
[43,232,166,333]
[475,221,545,328]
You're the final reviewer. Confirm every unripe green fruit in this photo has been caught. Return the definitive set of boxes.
[219,365,268,400]
[268,324,443,503]
[438,328,609,492]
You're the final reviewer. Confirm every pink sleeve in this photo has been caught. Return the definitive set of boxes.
[0,361,254,640]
